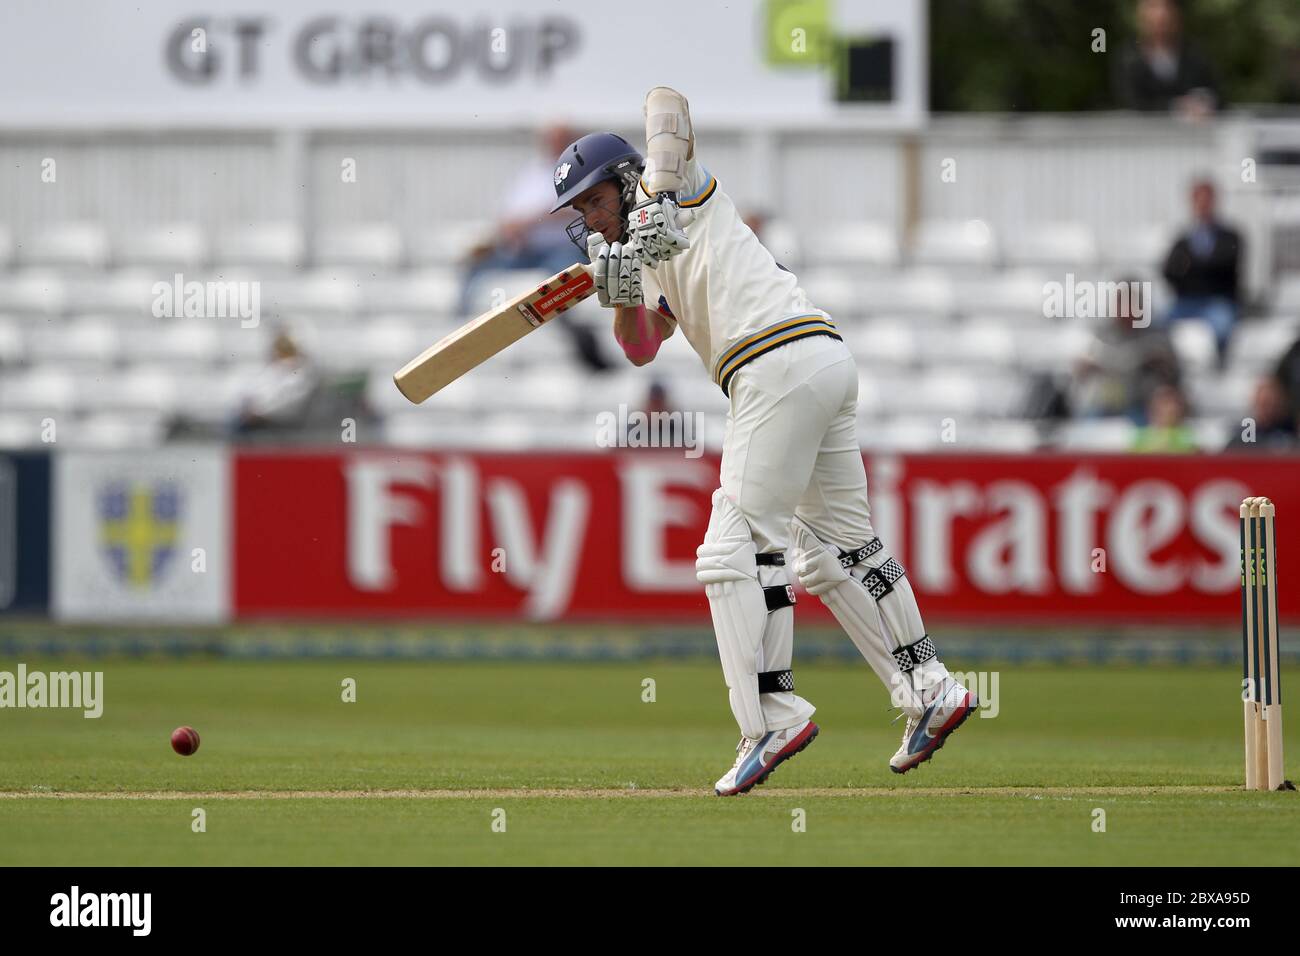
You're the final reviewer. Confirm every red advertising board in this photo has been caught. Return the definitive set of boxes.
[234,450,1300,625]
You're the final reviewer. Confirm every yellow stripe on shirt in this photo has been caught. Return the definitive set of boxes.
[713,315,836,380]
[713,316,841,395]
[639,172,718,208]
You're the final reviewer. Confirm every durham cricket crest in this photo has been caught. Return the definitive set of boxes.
[98,481,181,588]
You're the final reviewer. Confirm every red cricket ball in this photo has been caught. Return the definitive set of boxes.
[170,726,200,756]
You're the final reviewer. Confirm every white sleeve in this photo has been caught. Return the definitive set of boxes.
[639,152,715,210]
[640,270,679,330]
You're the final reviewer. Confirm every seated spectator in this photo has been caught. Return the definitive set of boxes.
[1225,376,1297,451]
[1022,371,1072,422]
[458,123,579,315]
[1131,383,1198,452]
[235,330,318,436]
[1284,44,1300,105]
[1274,332,1300,422]
[456,123,611,373]
[1161,178,1243,364]
[1114,0,1220,117]
[1070,279,1181,422]
[623,380,683,449]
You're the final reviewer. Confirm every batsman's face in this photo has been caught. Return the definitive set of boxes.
[571,180,624,243]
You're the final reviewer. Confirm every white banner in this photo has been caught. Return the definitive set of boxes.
[53,448,231,623]
[0,0,925,128]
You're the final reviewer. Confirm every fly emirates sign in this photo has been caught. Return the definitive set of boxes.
[232,451,1290,623]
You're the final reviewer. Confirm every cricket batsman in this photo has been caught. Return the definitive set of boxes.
[550,88,978,795]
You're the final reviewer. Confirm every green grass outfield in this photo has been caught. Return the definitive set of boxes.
[1,658,1297,865]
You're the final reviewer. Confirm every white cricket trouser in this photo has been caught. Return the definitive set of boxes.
[720,335,874,555]
[714,334,877,729]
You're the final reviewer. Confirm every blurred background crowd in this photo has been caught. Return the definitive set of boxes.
[1,0,1298,456]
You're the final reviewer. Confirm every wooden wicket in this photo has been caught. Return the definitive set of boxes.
[1240,497,1290,791]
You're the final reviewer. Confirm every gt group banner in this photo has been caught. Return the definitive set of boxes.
[0,0,925,128]
[233,449,1300,625]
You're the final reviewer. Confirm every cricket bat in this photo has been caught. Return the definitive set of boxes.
[394,263,595,404]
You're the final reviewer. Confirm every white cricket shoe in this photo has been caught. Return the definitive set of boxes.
[714,719,819,796]
[889,677,978,774]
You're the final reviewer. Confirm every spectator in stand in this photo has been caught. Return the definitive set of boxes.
[1070,278,1181,423]
[1274,332,1300,422]
[625,380,682,449]
[1283,44,1300,105]
[458,123,580,315]
[1131,383,1198,452]
[1225,376,1298,452]
[234,329,319,436]
[1114,0,1220,117]
[1161,178,1243,365]
[457,123,611,373]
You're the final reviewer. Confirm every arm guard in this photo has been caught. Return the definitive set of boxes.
[643,86,694,197]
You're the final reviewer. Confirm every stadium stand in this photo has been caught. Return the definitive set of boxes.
[0,117,1296,453]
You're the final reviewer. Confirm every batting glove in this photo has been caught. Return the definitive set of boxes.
[589,231,642,307]
[588,232,613,307]
[629,194,691,267]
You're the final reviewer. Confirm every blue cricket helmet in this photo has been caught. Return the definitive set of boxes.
[550,132,644,213]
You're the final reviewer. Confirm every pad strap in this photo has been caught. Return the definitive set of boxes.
[861,558,907,601]
[759,550,793,610]
[838,537,884,569]
[763,584,796,612]
[893,636,937,674]
[757,669,795,694]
